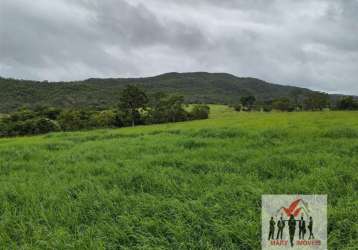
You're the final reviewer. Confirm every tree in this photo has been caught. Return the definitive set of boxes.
[290,89,303,109]
[119,86,148,127]
[2,118,60,136]
[261,100,273,112]
[303,93,330,111]
[33,118,61,134]
[166,95,187,123]
[189,105,210,119]
[147,92,168,124]
[8,108,36,122]
[90,110,118,128]
[336,96,358,110]
[272,98,294,112]
[58,110,92,131]
[240,96,256,111]
[0,123,7,137]
[232,104,242,112]
[146,93,189,124]
[35,106,61,120]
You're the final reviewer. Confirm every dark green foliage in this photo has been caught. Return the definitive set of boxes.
[290,89,304,108]
[0,89,210,137]
[34,106,62,120]
[189,105,210,120]
[232,93,336,112]
[0,117,60,136]
[147,92,170,124]
[272,98,294,111]
[147,93,188,124]
[119,85,148,127]
[33,118,61,134]
[58,110,92,131]
[336,96,358,110]
[232,104,243,112]
[6,108,36,122]
[165,95,188,123]
[0,72,344,113]
[261,101,273,112]
[303,92,330,110]
[89,110,118,128]
[0,108,60,136]
[240,95,256,111]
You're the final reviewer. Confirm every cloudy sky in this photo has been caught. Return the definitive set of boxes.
[0,0,357,94]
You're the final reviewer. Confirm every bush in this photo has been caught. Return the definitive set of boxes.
[189,105,210,120]
[1,118,60,136]
[8,109,36,122]
[262,105,272,112]
[0,122,8,137]
[90,110,118,128]
[58,110,92,131]
[336,97,358,110]
[36,106,62,120]
[34,118,61,134]
[272,98,294,112]
[147,93,189,124]
[232,104,242,112]
[0,90,210,137]
[240,96,256,111]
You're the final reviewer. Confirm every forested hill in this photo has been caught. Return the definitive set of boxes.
[0,72,338,112]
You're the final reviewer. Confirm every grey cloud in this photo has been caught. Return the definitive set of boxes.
[0,0,357,94]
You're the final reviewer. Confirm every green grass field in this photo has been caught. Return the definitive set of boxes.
[0,106,357,249]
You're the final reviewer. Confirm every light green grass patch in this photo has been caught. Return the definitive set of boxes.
[0,106,357,249]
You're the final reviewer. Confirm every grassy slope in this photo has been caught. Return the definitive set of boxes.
[0,106,357,249]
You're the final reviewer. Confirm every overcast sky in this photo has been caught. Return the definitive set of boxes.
[0,0,357,94]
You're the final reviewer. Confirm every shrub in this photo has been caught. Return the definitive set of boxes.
[336,96,358,110]
[90,110,118,128]
[34,118,61,134]
[189,105,210,120]
[58,110,92,131]
[232,104,242,112]
[272,98,294,112]
[0,122,8,137]
[0,90,210,137]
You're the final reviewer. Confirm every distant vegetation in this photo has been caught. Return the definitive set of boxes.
[336,96,358,110]
[2,79,356,137]
[0,86,209,137]
[232,93,358,112]
[0,72,353,112]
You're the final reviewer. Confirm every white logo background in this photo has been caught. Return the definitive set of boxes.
[262,195,327,250]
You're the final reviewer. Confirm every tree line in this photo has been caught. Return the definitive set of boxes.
[0,86,210,137]
[232,93,358,112]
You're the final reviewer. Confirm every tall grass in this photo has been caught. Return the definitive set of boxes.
[0,106,357,249]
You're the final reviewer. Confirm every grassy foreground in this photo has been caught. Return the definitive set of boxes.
[0,106,357,249]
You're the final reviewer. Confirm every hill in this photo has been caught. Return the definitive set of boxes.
[0,106,356,248]
[0,72,334,112]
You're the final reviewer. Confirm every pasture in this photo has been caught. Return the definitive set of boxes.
[0,106,357,249]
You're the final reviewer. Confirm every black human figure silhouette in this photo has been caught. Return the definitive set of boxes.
[288,215,296,247]
[299,216,306,239]
[308,216,314,239]
[268,217,276,240]
[276,216,285,240]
